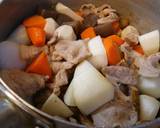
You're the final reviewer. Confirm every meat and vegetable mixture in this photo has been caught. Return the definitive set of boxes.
[0,2,160,128]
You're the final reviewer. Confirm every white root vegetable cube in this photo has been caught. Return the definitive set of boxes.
[55,25,76,40]
[64,81,76,107]
[139,30,159,56]
[42,93,73,118]
[44,18,58,39]
[140,95,160,121]
[88,36,108,69]
[72,61,114,115]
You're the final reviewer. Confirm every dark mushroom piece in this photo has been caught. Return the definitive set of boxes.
[80,14,98,33]
[94,22,115,37]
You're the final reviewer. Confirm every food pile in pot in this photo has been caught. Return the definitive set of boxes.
[0,2,160,128]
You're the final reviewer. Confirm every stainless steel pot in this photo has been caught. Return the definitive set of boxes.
[0,0,160,128]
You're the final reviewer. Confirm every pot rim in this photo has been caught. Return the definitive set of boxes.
[0,78,85,128]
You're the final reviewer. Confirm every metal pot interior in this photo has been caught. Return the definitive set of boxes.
[0,0,160,128]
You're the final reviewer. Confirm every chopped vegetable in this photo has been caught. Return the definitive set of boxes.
[64,81,76,106]
[44,18,59,39]
[27,27,46,47]
[81,27,96,39]
[107,35,124,46]
[139,30,159,56]
[23,15,46,28]
[132,45,144,55]
[42,92,73,118]
[88,36,108,69]
[56,3,83,22]
[138,76,160,98]
[55,25,76,40]
[26,52,52,77]
[103,37,121,65]
[140,95,160,121]
[71,61,114,115]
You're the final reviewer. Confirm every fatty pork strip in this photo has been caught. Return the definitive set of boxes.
[0,69,45,100]
[54,40,91,64]
[137,52,160,77]
[49,39,91,95]
[101,66,138,85]
[92,100,138,128]
[92,82,139,128]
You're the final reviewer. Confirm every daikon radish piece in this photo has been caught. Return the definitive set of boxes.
[44,18,58,39]
[72,61,114,115]
[42,93,73,118]
[140,95,160,121]
[64,80,76,106]
[88,36,108,69]
[139,30,159,56]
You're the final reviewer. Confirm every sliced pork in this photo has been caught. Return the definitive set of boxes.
[102,66,138,85]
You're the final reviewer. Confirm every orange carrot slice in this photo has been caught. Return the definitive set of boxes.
[108,35,124,46]
[81,27,96,39]
[27,27,46,47]
[103,37,121,65]
[26,52,52,77]
[132,45,144,55]
[23,15,46,28]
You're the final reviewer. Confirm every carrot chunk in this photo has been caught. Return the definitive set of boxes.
[108,35,124,46]
[81,27,96,39]
[27,27,46,47]
[23,15,46,28]
[103,37,121,65]
[26,52,52,77]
